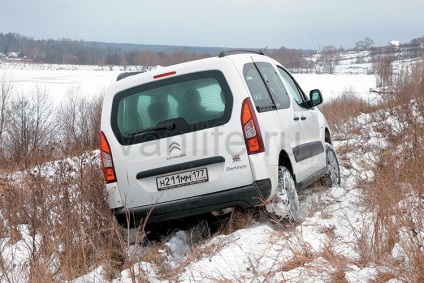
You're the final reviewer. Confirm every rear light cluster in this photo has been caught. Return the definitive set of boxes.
[100,131,117,183]
[241,98,265,155]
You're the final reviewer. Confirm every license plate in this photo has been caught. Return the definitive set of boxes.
[156,168,208,190]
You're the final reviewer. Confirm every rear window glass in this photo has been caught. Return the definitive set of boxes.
[111,70,233,145]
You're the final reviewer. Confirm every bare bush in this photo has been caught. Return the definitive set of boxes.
[391,60,424,105]
[319,89,375,129]
[0,153,126,281]
[0,72,13,159]
[373,55,395,87]
[57,87,103,154]
[3,86,56,166]
[361,59,424,280]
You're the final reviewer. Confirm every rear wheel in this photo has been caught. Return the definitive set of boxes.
[320,143,341,187]
[266,166,300,221]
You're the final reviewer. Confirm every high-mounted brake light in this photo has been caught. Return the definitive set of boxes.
[241,98,265,154]
[100,131,117,183]
[153,71,176,79]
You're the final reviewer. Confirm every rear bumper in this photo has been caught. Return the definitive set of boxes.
[113,178,271,226]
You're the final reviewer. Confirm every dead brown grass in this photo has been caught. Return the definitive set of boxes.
[0,153,128,282]
[218,207,267,235]
[360,59,424,280]
[319,88,376,129]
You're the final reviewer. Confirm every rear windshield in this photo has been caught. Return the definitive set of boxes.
[111,70,233,145]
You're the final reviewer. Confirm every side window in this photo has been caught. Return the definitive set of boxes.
[277,66,306,107]
[256,62,290,109]
[243,63,274,108]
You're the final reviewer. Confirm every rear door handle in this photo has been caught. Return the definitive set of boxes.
[293,117,300,121]
[301,116,306,121]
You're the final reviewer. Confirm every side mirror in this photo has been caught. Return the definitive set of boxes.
[309,89,323,108]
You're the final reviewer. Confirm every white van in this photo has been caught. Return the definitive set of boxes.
[100,50,340,226]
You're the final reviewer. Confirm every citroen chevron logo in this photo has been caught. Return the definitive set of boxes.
[169,141,181,154]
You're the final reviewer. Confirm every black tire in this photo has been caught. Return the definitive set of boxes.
[267,166,300,221]
[320,142,341,187]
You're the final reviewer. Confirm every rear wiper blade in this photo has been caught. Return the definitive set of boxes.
[129,122,175,137]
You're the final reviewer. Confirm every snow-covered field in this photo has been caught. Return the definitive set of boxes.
[0,61,377,106]
[295,74,376,102]
[0,62,139,105]
[1,57,422,282]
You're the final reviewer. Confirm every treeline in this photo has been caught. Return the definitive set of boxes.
[0,32,315,71]
[1,32,423,75]
[0,33,210,66]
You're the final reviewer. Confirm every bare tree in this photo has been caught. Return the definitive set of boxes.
[318,45,339,74]
[87,94,103,149]
[0,72,13,148]
[373,55,395,87]
[58,86,87,152]
[4,85,56,165]
[269,47,306,73]
[355,37,375,50]
[57,87,103,153]
[133,51,162,70]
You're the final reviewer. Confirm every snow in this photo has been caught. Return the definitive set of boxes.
[1,52,422,282]
[295,74,377,102]
[1,61,378,107]
[0,62,145,105]
[0,225,36,282]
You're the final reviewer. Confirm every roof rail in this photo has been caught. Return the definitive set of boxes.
[116,71,144,81]
[218,49,265,58]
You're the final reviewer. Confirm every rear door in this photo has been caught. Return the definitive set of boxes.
[108,63,254,207]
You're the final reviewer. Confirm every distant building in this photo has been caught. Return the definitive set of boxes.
[420,41,424,49]
[7,52,18,59]
[390,40,400,47]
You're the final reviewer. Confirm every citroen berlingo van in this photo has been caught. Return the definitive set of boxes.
[100,50,340,226]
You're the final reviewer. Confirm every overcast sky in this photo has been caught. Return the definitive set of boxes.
[1,0,423,50]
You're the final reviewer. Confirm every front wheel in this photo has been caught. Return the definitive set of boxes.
[266,166,300,221]
[320,142,341,187]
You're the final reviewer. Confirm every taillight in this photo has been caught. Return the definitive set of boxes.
[100,131,117,183]
[241,98,265,154]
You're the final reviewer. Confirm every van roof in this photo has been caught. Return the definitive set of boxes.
[115,49,266,81]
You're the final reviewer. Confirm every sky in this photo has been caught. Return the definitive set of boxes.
[1,0,423,50]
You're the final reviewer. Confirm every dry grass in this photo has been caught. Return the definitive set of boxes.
[0,153,128,282]
[319,87,376,130]
[217,207,268,235]
[359,60,424,280]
